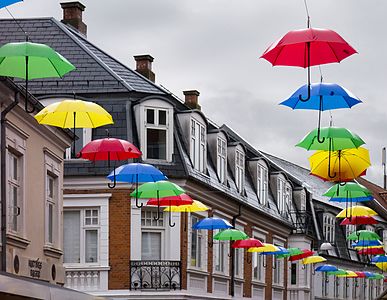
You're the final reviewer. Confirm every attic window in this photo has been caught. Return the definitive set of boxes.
[235,149,245,193]
[257,161,268,206]
[145,107,170,160]
[190,118,206,172]
[323,213,335,243]
[217,136,227,184]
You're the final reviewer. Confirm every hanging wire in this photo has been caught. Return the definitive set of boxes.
[303,0,311,27]
[319,66,324,83]
[5,7,29,39]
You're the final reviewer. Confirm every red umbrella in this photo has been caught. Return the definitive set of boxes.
[358,248,385,255]
[355,272,366,278]
[232,238,264,249]
[340,216,378,226]
[261,27,356,101]
[147,194,194,207]
[289,249,314,262]
[78,137,141,188]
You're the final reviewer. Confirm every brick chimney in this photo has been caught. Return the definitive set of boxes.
[60,2,87,36]
[134,55,155,82]
[183,90,201,110]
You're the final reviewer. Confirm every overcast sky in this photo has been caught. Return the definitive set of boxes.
[2,0,387,186]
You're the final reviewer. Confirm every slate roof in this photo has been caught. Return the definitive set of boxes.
[0,18,167,95]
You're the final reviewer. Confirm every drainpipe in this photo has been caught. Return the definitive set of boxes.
[230,203,242,297]
[1,90,19,272]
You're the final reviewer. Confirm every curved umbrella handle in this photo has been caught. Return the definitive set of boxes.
[299,84,311,102]
[246,253,252,265]
[317,105,325,143]
[24,57,35,114]
[312,268,316,275]
[108,165,116,189]
[301,264,306,270]
[327,141,336,179]
[339,181,347,186]
[272,258,277,269]
[168,199,176,227]
[298,42,311,102]
[135,180,143,208]
[262,257,267,268]
[153,191,160,221]
[317,127,325,144]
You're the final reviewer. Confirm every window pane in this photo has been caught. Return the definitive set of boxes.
[48,176,54,198]
[147,129,166,160]
[12,156,17,180]
[291,263,297,285]
[142,232,161,260]
[85,230,98,263]
[48,203,53,243]
[146,109,155,124]
[72,128,84,158]
[159,110,166,125]
[64,211,80,263]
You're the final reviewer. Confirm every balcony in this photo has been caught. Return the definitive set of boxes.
[65,266,109,291]
[130,260,181,290]
[290,210,314,236]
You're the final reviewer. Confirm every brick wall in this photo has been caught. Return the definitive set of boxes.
[265,232,273,300]
[243,224,253,298]
[180,212,188,289]
[207,210,213,293]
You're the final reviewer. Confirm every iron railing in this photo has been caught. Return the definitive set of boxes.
[130,260,181,290]
[290,210,314,235]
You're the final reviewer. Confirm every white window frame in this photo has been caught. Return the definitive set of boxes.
[257,161,268,206]
[323,213,336,243]
[63,207,100,265]
[235,149,245,194]
[141,207,165,260]
[144,107,169,161]
[234,224,244,278]
[213,228,228,275]
[217,136,227,184]
[7,150,23,233]
[272,240,284,287]
[190,118,206,172]
[189,214,206,270]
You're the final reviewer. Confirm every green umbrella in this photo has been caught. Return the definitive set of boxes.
[213,229,248,241]
[369,273,384,280]
[346,230,381,241]
[277,248,303,259]
[327,269,347,276]
[323,182,372,201]
[130,180,185,226]
[296,127,365,150]
[0,41,75,112]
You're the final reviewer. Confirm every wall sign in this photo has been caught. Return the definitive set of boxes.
[28,258,42,278]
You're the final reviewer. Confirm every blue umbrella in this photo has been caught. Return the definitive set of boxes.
[192,217,232,230]
[315,264,338,272]
[0,0,22,9]
[372,256,387,263]
[280,82,362,142]
[107,163,167,208]
[260,246,289,256]
[352,240,382,248]
[363,271,376,278]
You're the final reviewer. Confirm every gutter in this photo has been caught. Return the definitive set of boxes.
[309,192,321,241]
[230,203,242,298]
[1,90,19,272]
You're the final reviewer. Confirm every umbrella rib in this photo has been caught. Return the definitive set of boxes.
[48,58,63,78]
[327,42,340,63]
[272,45,286,66]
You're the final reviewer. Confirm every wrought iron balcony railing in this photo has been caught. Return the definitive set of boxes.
[130,260,181,290]
[290,210,314,235]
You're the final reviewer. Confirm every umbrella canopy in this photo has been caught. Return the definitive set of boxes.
[354,272,367,278]
[296,127,365,151]
[302,255,327,265]
[147,194,194,207]
[347,230,381,241]
[192,217,232,230]
[78,138,141,161]
[232,238,264,249]
[280,83,362,110]
[371,256,387,263]
[337,206,377,218]
[351,240,382,248]
[289,249,314,262]
[354,246,383,250]
[261,246,289,256]
[315,264,338,272]
[369,274,384,280]
[363,272,377,278]
[340,216,377,226]
[376,262,387,272]
[324,182,373,203]
[261,28,356,67]
[327,269,347,276]
[0,0,22,9]
[309,147,371,182]
[35,100,113,128]
[248,243,280,253]
[358,248,385,255]
[0,41,75,79]
[107,163,166,183]
[337,270,358,278]
[164,200,209,213]
[213,229,248,241]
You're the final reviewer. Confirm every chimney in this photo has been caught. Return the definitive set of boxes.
[60,2,87,36]
[183,90,201,110]
[134,55,155,82]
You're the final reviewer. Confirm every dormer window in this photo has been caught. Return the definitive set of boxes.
[190,118,206,172]
[235,148,245,193]
[145,108,168,160]
[323,213,335,243]
[277,178,286,213]
[257,161,268,205]
[217,137,227,183]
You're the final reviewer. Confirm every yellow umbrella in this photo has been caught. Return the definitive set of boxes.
[302,255,327,265]
[336,206,377,218]
[163,200,209,212]
[35,99,113,156]
[309,147,370,182]
[354,245,383,250]
[248,243,280,253]
[337,270,358,278]
[376,262,387,272]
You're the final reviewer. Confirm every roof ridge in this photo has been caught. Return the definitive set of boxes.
[59,21,167,95]
[50,18,133,91]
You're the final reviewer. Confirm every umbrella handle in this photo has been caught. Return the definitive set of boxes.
[168,199,176,227]
[107,157,116,188]
[135,180,143,208]
[317,106,325,143]
[24,57,35,114]
[301,264,306,270]
[208,240,213,248]
[272,258,277,269]
[339,182,347,186]
[262,257,267,268]
[327,142,337,179]
[153,191,160,221]
[312,268,316,275]
[298,42,311,102]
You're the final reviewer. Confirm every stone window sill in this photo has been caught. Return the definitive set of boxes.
[43,245,63,259]
[7,232,30,249]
